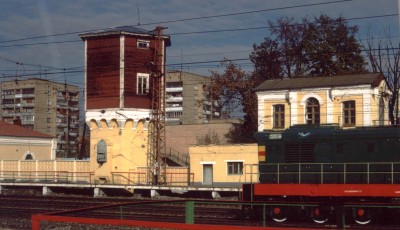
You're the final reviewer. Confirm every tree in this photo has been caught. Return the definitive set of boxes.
[209,60,257,143]
[364,34,400,124]
[212,15,367,143]
[251,15,366,80]
[303,15,366,76]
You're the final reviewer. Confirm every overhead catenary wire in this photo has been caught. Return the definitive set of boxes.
[0,3,398,84]
[0,13,398,49]
[0,0,354,45]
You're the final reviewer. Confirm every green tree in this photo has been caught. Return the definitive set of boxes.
[251,15,366,80]
[212,15,367,143]
[303,15,366,76]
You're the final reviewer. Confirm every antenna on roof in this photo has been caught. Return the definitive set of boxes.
[136,0,141,26]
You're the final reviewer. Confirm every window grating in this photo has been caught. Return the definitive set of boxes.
[284,142,316,162]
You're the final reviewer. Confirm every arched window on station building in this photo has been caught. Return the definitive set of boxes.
[306,97,320,125]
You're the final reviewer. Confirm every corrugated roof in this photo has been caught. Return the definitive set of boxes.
[0,121,54,139]
[254,73,384,91]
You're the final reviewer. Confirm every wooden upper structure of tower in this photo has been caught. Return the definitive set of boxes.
[79,26,171,124]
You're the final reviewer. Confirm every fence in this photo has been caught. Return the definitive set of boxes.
[0,160,193,186]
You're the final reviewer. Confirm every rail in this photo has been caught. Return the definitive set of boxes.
[32,199,400,229]
[245,162,400,184]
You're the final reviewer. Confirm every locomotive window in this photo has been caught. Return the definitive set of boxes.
[227,162,243,175]
[306,97,320,125]
[273,104,285,128]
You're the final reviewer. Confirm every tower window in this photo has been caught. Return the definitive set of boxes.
[97,140,107,164]
[137,40,150,49]
[137,74,149,95]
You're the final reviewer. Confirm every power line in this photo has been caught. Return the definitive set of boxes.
[0,0,353,45]
[0,13,397,50]
[139,0,354,26]
[169,13,398,36]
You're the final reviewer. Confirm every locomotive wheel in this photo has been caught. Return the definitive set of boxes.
[272,206,288,222]
[311,206,329,224]
[353,207,372,225]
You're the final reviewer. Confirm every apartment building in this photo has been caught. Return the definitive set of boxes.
[0,78,80,158]
[166,71,221,125]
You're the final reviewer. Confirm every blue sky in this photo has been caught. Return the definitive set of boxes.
[0,0,399,90]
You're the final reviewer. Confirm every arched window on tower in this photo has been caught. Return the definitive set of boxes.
[25,154,34,160]
[97,140,107,164]
[306,97,320,125]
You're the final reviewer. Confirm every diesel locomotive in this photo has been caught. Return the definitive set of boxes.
[242,124,400,225]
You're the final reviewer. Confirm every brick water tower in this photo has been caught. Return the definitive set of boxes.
[80,26,171,185]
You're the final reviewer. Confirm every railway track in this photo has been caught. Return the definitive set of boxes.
[1,194,399,229]
[0,195,124,229]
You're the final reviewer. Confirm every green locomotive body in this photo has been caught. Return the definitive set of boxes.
[254,124,400,184]
[242,124,400,225]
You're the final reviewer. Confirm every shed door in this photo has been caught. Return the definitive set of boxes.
[203,164,213,185]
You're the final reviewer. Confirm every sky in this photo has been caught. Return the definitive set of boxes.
[0,0,399,92]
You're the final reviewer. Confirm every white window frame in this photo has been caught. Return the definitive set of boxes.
[225,160,244,175]
[137,40,150,49]
[137,73,149,95]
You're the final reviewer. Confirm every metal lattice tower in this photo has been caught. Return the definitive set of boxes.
[147,26,167,185]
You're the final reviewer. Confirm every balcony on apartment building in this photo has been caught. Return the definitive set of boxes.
[166,93,183,111]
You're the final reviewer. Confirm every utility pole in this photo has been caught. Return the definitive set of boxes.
[147,26,167,185]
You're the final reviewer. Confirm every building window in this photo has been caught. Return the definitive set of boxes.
[137,74,149,95]
[2,99,14,104]
[343,100,356,127]
[306,97,320,125]
[22,88,34,94]
[167,111,182,118]
[137,40,150,48]
[227,162,243,175]
[273,104,285,128]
